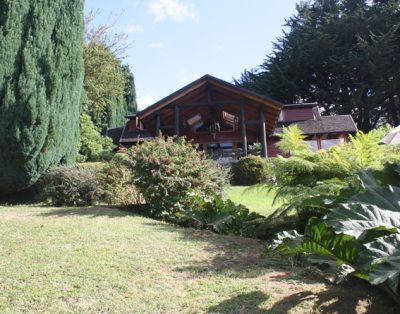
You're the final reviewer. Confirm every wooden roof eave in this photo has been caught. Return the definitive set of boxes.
[138,80,208,119]
[137,74,283,118]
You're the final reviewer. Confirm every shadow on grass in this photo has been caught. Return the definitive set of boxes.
[144,222,295,278]
[37,205,144,219]
[207,281,397,314]
[142,223,398,311]
[207,291,270,314]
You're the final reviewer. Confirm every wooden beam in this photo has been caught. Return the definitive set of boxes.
[174,105,180,136]
[260,106,268,158]
[317,134,322,150]
[207,85,213,103]
[240,103,248,156]
[156,112,161,136]
[160,125,175,130]
[166,100,245,109]
[245,119,262,125]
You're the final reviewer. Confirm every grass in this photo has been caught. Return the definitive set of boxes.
[227,185,278,216]
[0,204,397,313]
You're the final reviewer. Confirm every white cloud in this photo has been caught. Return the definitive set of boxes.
[149,41,164,49]
[148,0,198,23]
[216,44,224,51]
[137,95,155,110]
[126,24,144,34]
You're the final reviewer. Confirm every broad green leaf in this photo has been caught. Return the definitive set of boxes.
[207,213,233,232]
[353,172,400,211]
[265,219,362,264]
[358,233,400,295]
[325,203,400,240]
[265,230,303,255]
[299,218,362,265]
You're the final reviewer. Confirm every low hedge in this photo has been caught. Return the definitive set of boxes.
[231,155,272,185]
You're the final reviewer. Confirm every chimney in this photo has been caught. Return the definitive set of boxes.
[313,106,322,120]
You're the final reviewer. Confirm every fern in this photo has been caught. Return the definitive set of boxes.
[276,125,311,155]
[267,127,395,223]
[347,130,386,170]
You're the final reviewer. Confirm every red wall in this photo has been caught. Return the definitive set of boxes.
[267,137,284,158]
[282,107,314,122]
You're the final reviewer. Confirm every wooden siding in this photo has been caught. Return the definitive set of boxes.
[267,137,283,158]
[282,107,314,122]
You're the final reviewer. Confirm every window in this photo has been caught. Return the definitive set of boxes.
[305,135,318,151]
[222,111,238,125]
[187,114,202,126]
[307,140,319,151]
[321,138,343,149]
[221,111,238,131]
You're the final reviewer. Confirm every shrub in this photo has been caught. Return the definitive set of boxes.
[231,155,272,185]
[40,165,99,206]
[179,194,265,237]
[98,154,144,205]
[126,136,229,218]
[76,113,114,162]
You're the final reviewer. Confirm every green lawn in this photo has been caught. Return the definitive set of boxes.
[227,185,278,216]
[0,205,396,313]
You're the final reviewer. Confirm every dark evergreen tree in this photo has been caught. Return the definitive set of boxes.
[105,64,137,130]
[236,0,400,131]
[0,0,84,194]
[122,64,138,116]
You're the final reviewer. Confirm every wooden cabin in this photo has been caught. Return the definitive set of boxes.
[107,75,357,159]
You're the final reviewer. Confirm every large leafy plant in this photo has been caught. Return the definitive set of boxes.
[126,136,229,218]
[266,165,400,302]
[268,127,400,223]
[179,194,264,237]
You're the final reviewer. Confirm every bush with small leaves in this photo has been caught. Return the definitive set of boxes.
[126,136,229,218]
[98,154,144,205]
[231,155,272,185]
[40,165,99,207]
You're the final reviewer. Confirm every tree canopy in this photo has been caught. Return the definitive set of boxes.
[235,0,400,131]
[78,12,138,161]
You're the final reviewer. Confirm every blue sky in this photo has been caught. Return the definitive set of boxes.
[84,0,299,111]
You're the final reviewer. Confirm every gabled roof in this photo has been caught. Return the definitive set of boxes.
[119,121,154,143]
[136,74,283,134]
[106,127,123,145]
[138,74,282,117]
[283,102,318,108]
[274,114,358,135]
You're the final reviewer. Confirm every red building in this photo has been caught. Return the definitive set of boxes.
[107,75,357,159]
[268,103,357,157]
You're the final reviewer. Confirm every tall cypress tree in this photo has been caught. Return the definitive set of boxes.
[122,64,138,116]
[0,0,84,194]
